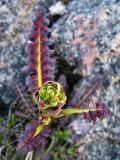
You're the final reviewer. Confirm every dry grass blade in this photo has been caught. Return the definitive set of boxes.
[25,151,33,160]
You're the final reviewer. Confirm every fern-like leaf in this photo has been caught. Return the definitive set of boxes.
[69,75,102,108]
[24,6,55,92]
[17,120,51,152]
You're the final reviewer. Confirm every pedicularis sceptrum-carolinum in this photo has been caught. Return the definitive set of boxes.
[17,6,111,153]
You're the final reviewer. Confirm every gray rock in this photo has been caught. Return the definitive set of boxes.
[51,0,120,159]
[51,0,120,76]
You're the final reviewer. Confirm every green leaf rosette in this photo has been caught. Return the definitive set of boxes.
[38,81,67,109]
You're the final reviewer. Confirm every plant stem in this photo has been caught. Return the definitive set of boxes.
[25,151,33,160]
[58,108,96,118]
[43,137,56,159]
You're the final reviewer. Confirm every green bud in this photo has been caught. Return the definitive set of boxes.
[47,86,56,98]
[37,81,67,109]
[39,87,47,99]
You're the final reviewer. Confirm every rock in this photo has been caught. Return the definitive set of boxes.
[51,0,120,159]
[51,0,120,76]
[49,1,66,15]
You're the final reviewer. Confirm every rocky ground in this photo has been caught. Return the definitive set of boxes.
[0,0,120,160]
